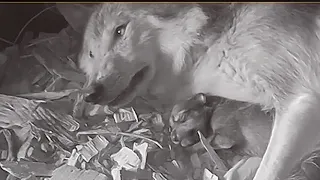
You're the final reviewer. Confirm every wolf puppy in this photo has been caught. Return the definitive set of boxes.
[170,93,320,180]
[169,93,272,158]
[78,3,320,180]
[170,93,320,179]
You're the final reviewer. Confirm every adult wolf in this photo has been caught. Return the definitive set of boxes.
[76,3,320,180]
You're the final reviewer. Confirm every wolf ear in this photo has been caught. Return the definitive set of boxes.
[56,3,96,33]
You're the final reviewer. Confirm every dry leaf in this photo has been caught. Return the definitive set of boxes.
[0,161,55,179]
[161,161,186,180]
[152,172,167,180]
[111,147,141,171]
[113,108,138,123]
[77,129,163,149]
[197,131,228,173]
[0,94,41,128]
[32,47,86,84]
[133,142,148,169]
[76,135,109,162]
[203,169,218,180]
[0,94,79,132]
[17,89,79,101]
[111,166,122,180]
[67,149,81,167]
[17,135,34,160]
[1,129,14,161]
[110,146,143,180]
[50,164,108,180]
[0,94,81,153]
[125,121,143,133]
[103,105,115,115]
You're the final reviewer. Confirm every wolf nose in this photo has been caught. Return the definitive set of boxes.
[84,83,104,104]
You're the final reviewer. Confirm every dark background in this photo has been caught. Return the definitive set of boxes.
[0,3,69,51]
[0,3,68,179]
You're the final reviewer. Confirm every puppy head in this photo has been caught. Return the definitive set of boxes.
[169,93,213,147]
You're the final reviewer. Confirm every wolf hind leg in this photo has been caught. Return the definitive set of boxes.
[253,92,320,180]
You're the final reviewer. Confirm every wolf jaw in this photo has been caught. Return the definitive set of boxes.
[108,65,151,107]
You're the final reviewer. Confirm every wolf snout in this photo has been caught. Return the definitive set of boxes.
[84,83,104,104]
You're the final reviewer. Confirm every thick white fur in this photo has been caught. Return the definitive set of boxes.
[184,5,320,180]
[255,92,320,180]
[78,3,320,180]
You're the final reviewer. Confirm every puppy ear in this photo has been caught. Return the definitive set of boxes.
[194,93,207,105]
[184,93,207,110]
[204,95,224,108]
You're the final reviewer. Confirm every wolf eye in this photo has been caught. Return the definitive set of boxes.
[89,51,94,58]
[115,24,126,37]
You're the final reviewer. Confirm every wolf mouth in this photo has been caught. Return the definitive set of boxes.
[109,65,150,107]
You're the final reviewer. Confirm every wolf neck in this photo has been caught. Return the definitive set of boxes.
[145,4,237,108]
[166,4,251,103]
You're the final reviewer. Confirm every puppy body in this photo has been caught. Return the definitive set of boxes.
[169,94,272,158]
[210,100,272,158]
[79,3,320,180]
[170,94,320,180]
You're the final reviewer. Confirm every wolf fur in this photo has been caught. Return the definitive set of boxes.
[77,3,320,180]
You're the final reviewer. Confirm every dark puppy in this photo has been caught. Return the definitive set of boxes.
[170,93,272,157]
[169,94,219,147]
[170,93,320,179]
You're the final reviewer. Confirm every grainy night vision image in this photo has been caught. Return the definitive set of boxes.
[1,3,320,180]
